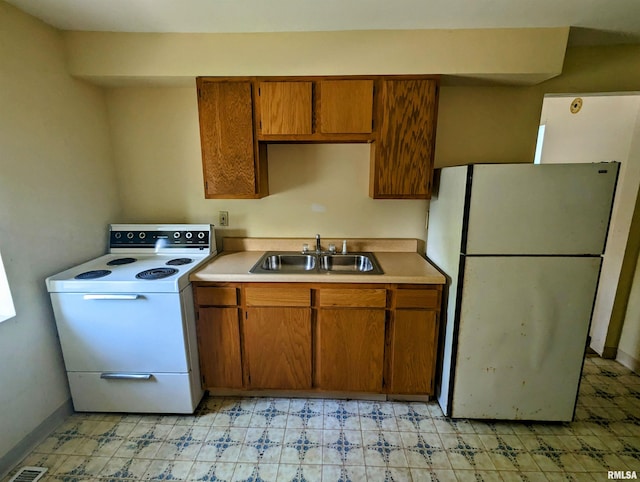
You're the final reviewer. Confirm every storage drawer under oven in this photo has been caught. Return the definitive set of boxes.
[67,371,201,413]
[50,292,192,373]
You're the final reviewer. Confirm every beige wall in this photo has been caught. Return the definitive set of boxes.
[104,44,640,369]
[0,2,120,468]
[2,6,640,467]
[106,87,429,245]
[619,241,640,371]
[435,45,640,168]
[65,28,569,86]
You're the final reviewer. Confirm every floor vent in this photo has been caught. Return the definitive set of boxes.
[8,467,48,482]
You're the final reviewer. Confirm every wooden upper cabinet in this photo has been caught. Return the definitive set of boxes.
[319,80,373,134]
[196,78,268,199]
[370,79,439,199]
[196,75,438,199]
[258,81,313,135]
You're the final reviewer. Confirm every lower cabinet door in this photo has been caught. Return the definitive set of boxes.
[316,308,385,392]
[388,310,438,394]
[244,307,312,389]
[197,307,243,388]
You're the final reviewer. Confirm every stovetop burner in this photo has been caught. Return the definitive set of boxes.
[107,257,137,266]
[135,267,179,280]
[75,270,112,280]
[166,258,193,266]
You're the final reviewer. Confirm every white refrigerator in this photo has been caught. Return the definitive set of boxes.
[426,162,619,421]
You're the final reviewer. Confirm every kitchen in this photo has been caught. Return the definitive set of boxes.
[2,0,640,480]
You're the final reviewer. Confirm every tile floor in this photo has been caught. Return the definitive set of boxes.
[3,356,640,481]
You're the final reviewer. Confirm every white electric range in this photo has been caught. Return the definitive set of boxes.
[46,224,216,414]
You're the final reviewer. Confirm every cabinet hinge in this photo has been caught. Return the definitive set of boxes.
[196,311,199,320]
[245,311,248,319]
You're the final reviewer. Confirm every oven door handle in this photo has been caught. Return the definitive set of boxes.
[83,294,141,300]
[100,373,153,380]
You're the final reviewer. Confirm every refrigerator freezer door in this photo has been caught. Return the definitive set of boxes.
[465,163,618,255]
[450,256,601,421]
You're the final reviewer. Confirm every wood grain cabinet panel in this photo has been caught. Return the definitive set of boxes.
[370,79,438,199]
[245,287,311,307]
[318,288,386,308]
[196,79,268,198]
[194,281,442,396]
[316,308,385,392]
[388,310,438,394]
[259,81,313,135]
[196,287,238,306]
[319,80,373,134]
[244,307,312,389]
[395,289,440,309]
[197,307,243,388]
[197,75,438,200]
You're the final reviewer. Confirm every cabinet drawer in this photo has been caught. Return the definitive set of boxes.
[67,372,200,414]
[396,289,440,309]
[245,287,311,307]
[319,289,386,308]
[197,287,238,306]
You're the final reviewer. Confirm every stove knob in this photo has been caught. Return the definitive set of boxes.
[185,232,193,239]
[173,232,180,239]
[127,232,134,239]
[139,232,146,239]
[198,232,206,239]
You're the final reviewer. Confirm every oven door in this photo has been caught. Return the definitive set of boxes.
[50,292,191,373]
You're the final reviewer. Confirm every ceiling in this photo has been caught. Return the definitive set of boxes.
[5,0,640,46]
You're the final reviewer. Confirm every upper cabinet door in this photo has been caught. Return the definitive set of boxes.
[370,79,439,199]
[196,79,267,198]
[259,81,313,135]
[319,80,374,134]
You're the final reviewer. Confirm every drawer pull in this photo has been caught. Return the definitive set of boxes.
[100,373,153,380]
[83,294,141,301]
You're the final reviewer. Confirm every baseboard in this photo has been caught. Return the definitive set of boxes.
[616,349,640,374]
[601,346,618,359]
[0,398,73,479]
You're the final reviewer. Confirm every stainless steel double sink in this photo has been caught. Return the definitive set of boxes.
[249,251,384,275]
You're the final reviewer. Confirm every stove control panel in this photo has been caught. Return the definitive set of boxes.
[109,224,213,251]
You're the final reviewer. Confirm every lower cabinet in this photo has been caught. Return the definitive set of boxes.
[197,307,243,388]
[316,308,385,392]
[194,282,441,396]
[244,307,312,389]
[388,310,438,394]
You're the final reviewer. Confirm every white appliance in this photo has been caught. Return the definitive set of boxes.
[536,93,640,361]
[46,224,216,413]
[426,162,619,421]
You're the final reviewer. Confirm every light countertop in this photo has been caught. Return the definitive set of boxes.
[190,250,446,284]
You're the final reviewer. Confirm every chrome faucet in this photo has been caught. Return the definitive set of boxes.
[316,234,321,253]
